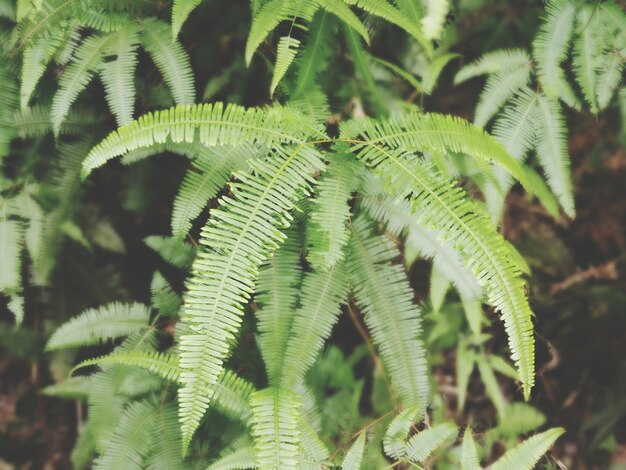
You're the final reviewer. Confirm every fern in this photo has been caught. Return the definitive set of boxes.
[491,428,565,470]
[45,302,151,351]
[474,66,531,127]
[172,0,203,38]
[421,0,450,41]
[404,423,457,463]
[461,427,480,470]
[342,432,366,469]
[573,4,602,113]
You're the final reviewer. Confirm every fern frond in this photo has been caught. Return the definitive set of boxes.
[573,5,603,113]
[422,53,460,94]
[345,0,432,56]
[429,266,450,313]
[404,423,457,463]
[46,302,151,351]
[72,350,180,381]
[474,66,531,127]
[51,32,113,135]
[343,144,536,397]
[596,49,625,110]
[300,418,329,467]
[308,152,361,270]
[421,0,449,41]
[207,445,256,470]
[145,403,187,470]
[151,272,182,316]
[349,218,428,409]
[82,103,326,176]
[342,432,366,470]
[13,105,101,138]
[172,0,203,38]
[383,405,424,460]
[461,428,480,470]
[144,235,196,269]
[270,35,301,97]
[251,387,301,469]
[41,376,92,400]
[171,144,253,237]
[280,262,349,388]
[212,370,256,423]
[140,19,195,105]
[496,403,545,437]
[179,144,323,450]
[535,94,575,217]
[256,233,302,385]
[317,0,369,44]
[491,428,565,470]
[93,399,158,470]
[492,88,539,161]
[101,26,140,126]
[0,220,24,292]
[532,0,576,100]
[455,49,530,85]
[8,295,25,325]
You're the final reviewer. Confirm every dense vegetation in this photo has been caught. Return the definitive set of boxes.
[1,0,625,468]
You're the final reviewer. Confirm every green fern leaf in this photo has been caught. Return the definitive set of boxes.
[573,5,602,112]
[383,405,424,459]
[145,403,187,470]
[82,103,326,176]
[491,428,565,470]
[421,0,449,41]
[308,152,361,270]
[151,272,182,316]
[455,49,530,85]
[535,94,575,217]
[207,445,256,470]
[141,19,195,105]
[256,233,302,385]
[270,35,301,97]
[474,65,531,127]
[532,0,576,100]
[251,387,301,469]
[349,218,429,409]
[596,49,625,110]
[0,220,24,292]
[404,423,457,463]
[172,0,203,38]
[171,144,253,237]
[342,432,366,470]
[72,351,181,382]
[342,139,536,397]
[51,32,114,135]
[144,235,197,270]
[317,0,369,44]
[280,262,349,388]
[423,53,460,94]
[46,302,151,351]
[179,144,323,449]
[461,428,480,470]
[101,26,140,126]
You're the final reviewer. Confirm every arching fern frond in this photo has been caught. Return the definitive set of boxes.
[171,144,254,237]
[280,262,349,388]
[270,35,301,97]
[101,26,140,126]
[172,0,203,38]
[532,0,576,100]
[348,218,429,409]
[573,5,601,113]
[251,387,301,469]
[144,235,197,270]
[179,144,324,450]
[461,428,480,470]
[342,432,366,470]
[403,423,457,464]
[72,351,181,382]
[491,428,565,470]
[140,19,195,105]
[308,152,361,270]
[82,103,326,176]
[535,94,575,217]
[455,49,530,85]
[474,65,531,127]
[45,302,151,351]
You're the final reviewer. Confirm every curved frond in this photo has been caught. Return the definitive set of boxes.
[270,35,301,97]
[145,403,187,470]
[573,5,601,112]
[491,428,565,470]
[308,152,361,270]
[82,103,326,176]
[535,94,575,217]
[141,19,195,105]
[461,428,480,470]
[421,0,449,41]
[455,49,530,85]
[256,233,302,385]
[179,144,323,450]
[144,235,197,270]
[172,0,203,38]
[349,218,429,409]
[342,433,366,470]
[345,145,536,397]
[207,445,256,470]
[72,351,181,382]
[279,262,349,388]
[51,32,113,135]
[101,26,140,126]
[251,387,301,469]
[171,144,253,237]
[532,0,576,100]
[474,65,531,127]
[383,405,424,460]
[404,423,457,463]
[45,302,150,351]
